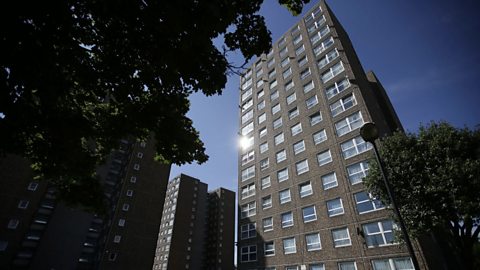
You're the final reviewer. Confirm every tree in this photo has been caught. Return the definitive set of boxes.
[363,122,480,270]
[0,0,309,210]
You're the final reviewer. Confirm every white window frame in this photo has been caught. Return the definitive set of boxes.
[322,172,338,190]
[332,227,352,247]
[330,93,357,117]
[335,111,364,136]
[260,142,268,154]
[283,237,297,254]
[241,166,255,182]
[305,233,322,251]
[261,176,271,189]
[327,198,345,217]
[313,129,327,145]
[341,136,372,159]
[241,183,256,199]
[326,77,351,99]
[279,189,291,204]
[262,195,272,209]
[281,212,294,228]
[263,217,273,232]
[321,61,345,83]
[240,245,257,262]
[276,149,287,163]
[293,140,305,155]
[302,205,317,223]
[296,159,309,175]
[354,191,385,214]
[240,223,256,240]
[317,149,332,166]
[274,133,284,145]
[299,181,313,198]
[277,168,289,182]
[291,123,303,136]
[264,241,275,256]
[310,112,322,126]
[306,95,319,109]
[363,220,395,247]
[240,201,256,219]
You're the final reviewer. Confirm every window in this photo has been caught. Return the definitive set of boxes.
[113,235,122,243]
[242,110,253,124]
[270,79,278,89]
[355,191,385,214]
[306,233,322,251]
[8,219,19,229]
[293,34,302,45]
[283,67,292,79]
[327,198,345,216]
[291,25,301,35]
[288,107,299,120]
[326,77,351,99]
[267,58,275,68]
[285,80,295,91]
[304,6,322,23]
[262,195,272,209]
[281,212,294,228]
[330,94,357,117]
[286,267,298,270]
[310,112,322,126]
[242,122,254,136]
[281,57,290,68]
[335,111,364,136]
[279,189,291,204]
[122,203,130,211]
[27,182,39,191]
[295,45,305,56]
[293,140,305,155]
[272,103,281,115]
[240,245,257,262]
[310,25,330,45]
[314,36,334,56]
[261,176,271,189]
[347,161,370,184]
[270,90,279,101]
[256,79,264,88]
[274,133,284,145]
[296,159,309,175]
[260,142,268,154]
[276,150,286,163]
[313,129,328,145]
[241,166,255,181]
[108,253,117,261]
[278,37,287,48]
[126,190,133,197]
[242,136,254,150]
[363,220,395,247]
[317,150,332,166]
[242,150,255,165]
[241,183,256,199]
[287,92,297,104]
[341,136,372,159]
[338,262,357,270]
[318,49,340,69]
[310,264,325,270]
[18,200,29,209]
[303,81,315,94]
[258,100,266,110]
[241,223,256,239]
[302,205,317,222]
[118,219,125,227]
[306,95,318,109]
[240,202,256,218]
[283,237,296,254]
[273,117,283,129]
[257,89,265,99]
[298,55,308,67]
[241,87,253,101]
[264,241,275,256]
[321,61,345,83]
[372,257,414,270]
[291,123,303,136]
[277,168,289,182]
[299,181,313,198]
[263,217,273,232]
[300,68,311,80]
[268,68,277,79]
[259,127,267,138]
[332,227,351,247]
[260,158,269,170]
[307,15,326,33]
[322,172,338,190]
[279,46,288,58]
[256,67,264,78]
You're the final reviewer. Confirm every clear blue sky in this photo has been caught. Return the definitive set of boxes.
[170,0,480,191]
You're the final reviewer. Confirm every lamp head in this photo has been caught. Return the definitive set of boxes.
[360,122,379,143]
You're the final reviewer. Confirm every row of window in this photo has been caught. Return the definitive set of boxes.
[239,257,413,270]
[241,219,395,262]
[240,189,383,222]
[240,136,372,184]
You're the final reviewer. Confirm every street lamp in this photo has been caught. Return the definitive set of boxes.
[360,122,421,270]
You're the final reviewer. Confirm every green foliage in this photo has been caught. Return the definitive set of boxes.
[0,0,310,210]
[364,122,480,269]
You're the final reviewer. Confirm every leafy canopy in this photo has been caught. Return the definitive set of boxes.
[0,0,309,209]
[364,122,480,269]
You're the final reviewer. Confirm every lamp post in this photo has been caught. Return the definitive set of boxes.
[360,122,421,270]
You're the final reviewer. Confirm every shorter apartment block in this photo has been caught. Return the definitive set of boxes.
[152,174,235,270]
